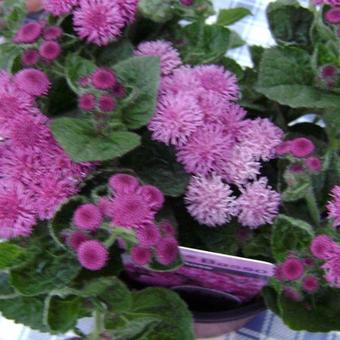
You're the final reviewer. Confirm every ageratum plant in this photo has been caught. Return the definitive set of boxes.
[0,0,339,337]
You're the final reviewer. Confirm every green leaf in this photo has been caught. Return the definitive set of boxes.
[0,295,48,331]
[181,21,231,64]
[97,39,134,66]
[0,243,27,270]
[10,254,80,296]
[0,43,21,71]
[266,0,313,45]
[65,54,97,93]
[271,214,314,261]
[47,296,81,333]
[114,56,161,129]
[262,286,281,316]
[0,273,16,296]
[172,0,214,20]
[51,118,141,162]
[138,0,174,23]
[221,57,244,80]
[122,134,190,197]
[256,46,340,109]
[110,288,194,340]
[217,8,252,26]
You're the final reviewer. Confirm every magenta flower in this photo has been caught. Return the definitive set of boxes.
[281,258,304,281]
[39,41,61,61]
[73,0,124,46]
[67,231,89,250]
[77,240,108,271]
[235,178,280,228]
[305,156,321,172]
[156,237,179,265]
[290,138,315,158]
[193,65,239,101]
[97,197,112,217]
[134,40,182,76]
[98,95,116,112]
[0,184,36,239]
[108,174,140,194]
[138,185,165,210]
[73,204,103,231]
[283,287,302,301]
[79,93,96,111]
[289,164,304,173]
[149,92,203,146]
[325,7,340,24]
[131,246,152,266]
[15,68,51,97]
[159,219,176,236]
[43,26,63,40]
[310,235,334,259]
[43,0,78,16]
[91,68,117,89]
[14,22,42,44]
[275,141,291,156]
[320,65,337,79]
[185,175,236,227]
[79,76,90,88]
[177,124,233,176]
[137,223,161,247]
[322,247,340,288]
[180,0,194,5]
[21,49,40,66]
[302,275,320,293]
[116,0,138,24]
[327,186,340,228]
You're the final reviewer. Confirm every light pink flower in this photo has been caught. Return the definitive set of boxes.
[185,175,236,226]
[73,0,125,46]
[327,186,340,228]
[77,240,108,271]
[73,203,103,230]
[310,235,335,260]
[149,92,203,146]
[116,0,139,24]
[322,245,340,288]
[14,22,42,44]
[15,68,51,97]
[43,0,78,16]
[235,178,280,228]
[134,40,182,76]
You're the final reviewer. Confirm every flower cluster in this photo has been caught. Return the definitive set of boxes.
[327,185,340,229]
[78,68,123,113]
[14,21,63,65]
[0,69,91,239]
[139,40,282,228]
[276,137,321,173]
[43,0,138,46]
[68,174,179,270]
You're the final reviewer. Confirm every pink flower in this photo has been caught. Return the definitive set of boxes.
[138,185,164,210]
[310,235,335,259]
[73,204,103,230]
[79,93,96,111]
[281,258,304,281]
[327,186,340,228]
[148,92,203,146]
[180,0,194,5]
[39,41,61,61]
[43,0,78,16]
[73,0,124,46]
[320,65,337,79]
[237,118,284,161]
[131,246,152,265]
[193,65,239,101]
[302,275,320,293]
[185,175,236,226]
[43,26,63,40]
[305,156,321,172]
[15,68,51,97]
[322,246,340,288]
[275,141,291,156]
[79,76,90,88]
[77,240,108,271]
[116,0,138,24]
[91,68,117,89]
[98,95,116,112]
[156,237,179,265]
[21,49,40,66]
[159,219,176,236]
[325,7,340,24]
[289,164,304,173]
[97,197,112,217]
[109,174,140,194]
[136,223,161,247]
[235,178,280,228]
[177,124,233,176]
[290,138,315,158]
[134,40,182,76]
[67,231,89,250]
[0,184,36,239]
[113,83,125,97]
[14,22,42,43]
[283,287,302,301]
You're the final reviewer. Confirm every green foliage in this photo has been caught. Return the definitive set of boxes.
[271,215,314,261]
[114,56,161,129]
[0,243,27,270]
[51,118,141,162]
[217,8,252,26]
[0,43,22,71]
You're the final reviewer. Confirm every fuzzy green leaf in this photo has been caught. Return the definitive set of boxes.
[51,118,141,162]
[0,243,27,270]
[114,56,161,129]
[217,8,252,26]
[138,0,174,23]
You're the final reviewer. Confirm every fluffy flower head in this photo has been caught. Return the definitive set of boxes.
[281,257,304,281]
[43,26,63,40]
[92,68,117,89]
[15,68,50,96]
[43,0,78,16]
[21,49,40,66]
[290,137,315,158]
[73,203,103,230]
[14,22,42,44]
[77,240,108,271]
[327,186,340,228]
[131,246,152,265]
[67,231,90,250]
[156,237,179,265]
[79,93,96,111]
[39,41,61,61]
[109,173,140,194]
[310,235,335,259]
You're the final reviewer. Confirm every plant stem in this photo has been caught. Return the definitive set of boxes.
[305,187,321,227]
[104,232,117,248]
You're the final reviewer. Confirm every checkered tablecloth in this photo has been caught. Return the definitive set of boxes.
[1,0,340,339]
